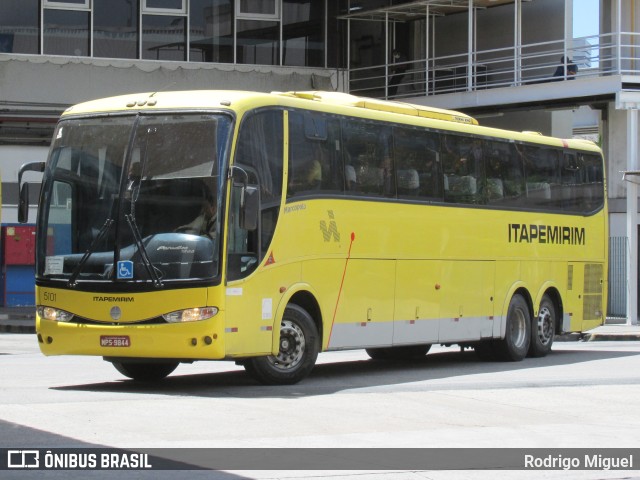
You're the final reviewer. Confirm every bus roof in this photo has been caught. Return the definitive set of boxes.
[274,91,479,126]
[61,90,601,153]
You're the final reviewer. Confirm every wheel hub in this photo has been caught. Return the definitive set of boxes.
[268,319,306,370]
[537,306,554,345]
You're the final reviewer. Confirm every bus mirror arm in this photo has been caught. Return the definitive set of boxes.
[18,161,46,224]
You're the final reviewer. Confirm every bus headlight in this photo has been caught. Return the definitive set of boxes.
[163,307,218,323]
[37,306,74,322]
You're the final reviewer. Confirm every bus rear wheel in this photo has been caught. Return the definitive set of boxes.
[243,304,319,385]
[529,294,556,357]
[365,344,431,360]
[494,294,531,361]
[112,361,178,381]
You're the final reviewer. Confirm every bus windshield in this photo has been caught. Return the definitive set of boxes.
[36,113,232,287]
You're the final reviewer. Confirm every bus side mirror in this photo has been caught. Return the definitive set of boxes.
[18,183,30,224]
[18,161,46,224]
[240,185,259,231]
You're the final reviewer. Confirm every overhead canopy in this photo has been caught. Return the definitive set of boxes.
[340,0,518,21]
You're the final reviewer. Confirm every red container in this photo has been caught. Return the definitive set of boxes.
[2,226,36,265]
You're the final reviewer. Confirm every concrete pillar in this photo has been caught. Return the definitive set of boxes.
[626,108,639,326]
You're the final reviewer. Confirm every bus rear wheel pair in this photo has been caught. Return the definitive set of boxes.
[475,293,556,361]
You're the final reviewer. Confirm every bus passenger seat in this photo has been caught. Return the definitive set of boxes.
[486,178,504,200]
[345,164,357,190]
[397,169,419,195]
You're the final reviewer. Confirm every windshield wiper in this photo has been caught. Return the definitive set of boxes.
[124,214,163,288]
[68,218,114,287]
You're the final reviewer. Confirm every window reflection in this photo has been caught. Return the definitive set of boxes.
[94,0,138,59]
[237,20,279,65]
[190,0,233,63]
[0,0,39,54]
[44,9,90,57]
[142,15,186,61]
[283,0,323,67]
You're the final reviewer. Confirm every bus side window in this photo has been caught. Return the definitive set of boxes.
[393,126,442,201]
[288,110,343,197]
[443,134,482,204]
[484,140,524,206]
[342,119,393,197]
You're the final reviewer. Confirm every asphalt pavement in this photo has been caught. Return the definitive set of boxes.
[1,306,639,340]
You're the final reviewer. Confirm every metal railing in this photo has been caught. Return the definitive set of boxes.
[349,32,640,100]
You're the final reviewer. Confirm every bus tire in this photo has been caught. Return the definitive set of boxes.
[112,361,178,381]
[365,344,431,360]
[494,294,531,362]
[529,294,556,357]
[243,304,319,385]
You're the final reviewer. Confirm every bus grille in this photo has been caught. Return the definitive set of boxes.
[583,263,603,321]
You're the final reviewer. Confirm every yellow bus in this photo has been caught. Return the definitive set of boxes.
[18,90,607,384]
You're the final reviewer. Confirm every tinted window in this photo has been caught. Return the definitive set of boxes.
[442,134,484,204]
[288,110,343,197]
[394,126,442,201]
[484,140,525,206]
[141,15,186,61]
[0,0,39,54]
[342,119,393,197]
[94,0,138,59]
[523,146,561,209]
[44,9,90,57]
[283,0,324,67]
[190,0,233,63]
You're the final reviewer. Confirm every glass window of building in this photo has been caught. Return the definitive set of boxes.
[94,0,138,59]
[43,8,91,57]
[143,0,187,14]
[142,14,187,61]
[44,0,90,6]
[190,0,234,63]
[236,19,279,65]
[237,0,279,20]
[282,0,323,67]
[0,0,39,54]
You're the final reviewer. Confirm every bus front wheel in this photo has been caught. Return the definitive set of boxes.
[529,294,556,357]
[243,304,319,385]
[112,361,179,381]
[494,294,531,361]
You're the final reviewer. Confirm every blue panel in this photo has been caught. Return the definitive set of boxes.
[3,265,36,306]
[5,293,35,307]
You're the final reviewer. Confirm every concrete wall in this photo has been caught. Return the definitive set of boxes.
[0,146,49,225]
[0,54,344,110]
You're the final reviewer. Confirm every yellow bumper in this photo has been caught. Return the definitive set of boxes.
[36,315,226,360]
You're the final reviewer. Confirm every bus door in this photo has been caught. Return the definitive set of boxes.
[223,109,285,357]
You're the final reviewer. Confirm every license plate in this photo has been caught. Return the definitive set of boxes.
[100,335,131,347]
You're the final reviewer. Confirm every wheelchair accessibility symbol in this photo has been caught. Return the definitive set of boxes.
[117,261,134,279]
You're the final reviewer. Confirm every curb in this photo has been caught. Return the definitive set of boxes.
[585,333,640,341]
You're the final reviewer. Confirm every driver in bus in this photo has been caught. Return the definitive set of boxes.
[176,189,217,240]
